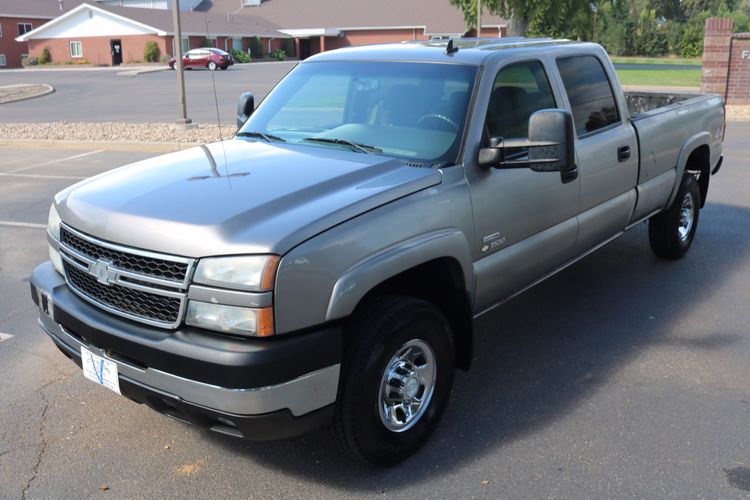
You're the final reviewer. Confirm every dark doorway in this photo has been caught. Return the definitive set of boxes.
[299,38,310,60]
[110,39,122,66]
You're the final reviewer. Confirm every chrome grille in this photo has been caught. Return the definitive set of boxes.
[57,224,194,329]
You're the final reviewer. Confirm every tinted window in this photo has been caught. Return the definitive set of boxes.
[486,61,556,140]
[556,56,619,136]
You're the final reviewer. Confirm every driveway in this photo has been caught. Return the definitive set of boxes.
[0,123,749,497]
[0,62,296,125]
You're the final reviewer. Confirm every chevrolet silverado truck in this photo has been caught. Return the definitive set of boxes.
[31,38,724,465]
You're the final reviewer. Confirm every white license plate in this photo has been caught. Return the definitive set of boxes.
[81,346,121,394]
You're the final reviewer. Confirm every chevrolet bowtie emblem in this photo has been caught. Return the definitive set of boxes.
[91,258,116,286]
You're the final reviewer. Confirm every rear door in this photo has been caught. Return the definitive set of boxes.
[554,55,639,251]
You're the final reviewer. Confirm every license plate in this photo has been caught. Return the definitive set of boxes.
[38,289,54,320]
[81,346,121,394]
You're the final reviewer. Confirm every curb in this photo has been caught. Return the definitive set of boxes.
[0,84,55,105]
[117,67,170,77]
[0,139,198,153]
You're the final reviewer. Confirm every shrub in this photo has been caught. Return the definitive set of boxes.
[229,49,251,63]
[270,49,286,61]
[160,54,171,63]
[200,37,213,48]
[22,56,39,66]
[39,46,51,64]
[249,36,263,58]
[143,41,160,62]
[282,38,295,58]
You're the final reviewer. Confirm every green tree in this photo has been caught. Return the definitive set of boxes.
[143,41,160,62]
[449,0,593,38]
[249,36,263,58]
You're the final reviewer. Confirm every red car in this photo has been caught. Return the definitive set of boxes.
[169,48,234,71]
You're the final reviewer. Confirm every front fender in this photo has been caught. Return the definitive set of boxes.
[325,230,474,321]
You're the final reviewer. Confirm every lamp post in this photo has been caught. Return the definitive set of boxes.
[172,0,192,126]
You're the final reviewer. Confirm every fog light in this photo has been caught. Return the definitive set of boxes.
[185,301,273,337]
[49,244,64,276]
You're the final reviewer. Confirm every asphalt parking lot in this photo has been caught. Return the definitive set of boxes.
[1,122,749,498]
[0,62,296,125]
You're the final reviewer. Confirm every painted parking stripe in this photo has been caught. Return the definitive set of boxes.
[0,173,87,180]
[0,333,13,342]
[5,149,104,174]
[0,220,47,229]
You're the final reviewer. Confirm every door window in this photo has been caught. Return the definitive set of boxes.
[556,56,620,137]
[485,60,556,141]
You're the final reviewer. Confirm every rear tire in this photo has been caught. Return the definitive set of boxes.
[207,61,217,71]
[332,296,455,466]
[649,175,701,259]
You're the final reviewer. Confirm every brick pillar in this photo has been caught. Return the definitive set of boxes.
[701,17,733,95]
[726,34,750,104]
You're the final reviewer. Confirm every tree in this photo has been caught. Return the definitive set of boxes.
[449,0,593,37]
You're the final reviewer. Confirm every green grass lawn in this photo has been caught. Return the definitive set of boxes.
[615,68,701,87]
[609,56,702,66]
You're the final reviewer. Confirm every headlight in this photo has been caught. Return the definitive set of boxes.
[193,255,280,291]
[185,301,274,337]
[48,204,61,240]
[47,204,64,275]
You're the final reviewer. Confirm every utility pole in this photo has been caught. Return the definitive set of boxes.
[172,0,192,126]
[477,0,482,37]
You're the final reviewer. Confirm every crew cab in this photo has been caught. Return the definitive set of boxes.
[31,38,724,466]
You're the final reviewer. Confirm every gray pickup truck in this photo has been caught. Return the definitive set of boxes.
[31,38,724,465]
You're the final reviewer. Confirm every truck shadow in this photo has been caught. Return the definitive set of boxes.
[207,200,749,491]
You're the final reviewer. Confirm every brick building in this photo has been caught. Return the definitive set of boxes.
[0,0,90,68]
[701,17,750,105]
[199,0,508,59]
[16,2,287,66]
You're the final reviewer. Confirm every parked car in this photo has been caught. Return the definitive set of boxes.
[169,47,234,70]
[32,39,724,466]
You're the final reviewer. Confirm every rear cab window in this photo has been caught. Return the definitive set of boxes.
[556,55,620,137]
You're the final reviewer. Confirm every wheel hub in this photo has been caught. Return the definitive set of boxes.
[378,339,436,433]
[678,192,695,242]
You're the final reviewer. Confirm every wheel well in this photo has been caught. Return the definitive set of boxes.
[684,145,711,208]
[352,258,473,371]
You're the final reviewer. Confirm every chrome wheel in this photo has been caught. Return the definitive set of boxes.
[678,192,695,242]
[378,339,436,433]
[208,61,217,71]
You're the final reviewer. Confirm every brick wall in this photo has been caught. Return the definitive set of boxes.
[701,17,750,104]
[0,16,51,68]
[28,34,170,66]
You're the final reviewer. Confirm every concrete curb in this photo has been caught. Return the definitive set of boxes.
[0,84,55,105]
[117,67,170,77]
[0,139,198,153]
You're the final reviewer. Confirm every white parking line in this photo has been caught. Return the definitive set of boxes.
[5,149,104,174]
[0,220,47,229]
[0,333,13,342]
[0,173,87,180]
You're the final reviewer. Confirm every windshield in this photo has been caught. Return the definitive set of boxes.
[238,61,477,163]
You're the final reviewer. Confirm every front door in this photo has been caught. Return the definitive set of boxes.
[466,59,581,313]
[110,40,122,66]
[299,39,311,60]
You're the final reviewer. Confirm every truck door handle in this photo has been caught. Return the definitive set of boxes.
[617,145,631,162]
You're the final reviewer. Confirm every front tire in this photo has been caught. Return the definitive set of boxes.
[332,296,455,466]
[649,174,701,259]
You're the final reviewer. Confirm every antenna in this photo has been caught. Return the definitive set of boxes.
[205,18,231,182]
[445,38,459,55]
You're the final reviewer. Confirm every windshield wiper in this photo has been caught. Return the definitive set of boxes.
[236,131,286,143]
[303,137,381,154]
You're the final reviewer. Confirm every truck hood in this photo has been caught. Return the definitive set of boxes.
[56,139,442,257]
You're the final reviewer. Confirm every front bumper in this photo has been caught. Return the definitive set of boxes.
[30,261,342,440]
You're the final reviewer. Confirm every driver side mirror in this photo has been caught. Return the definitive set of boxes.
[236,92,255,129]
[479,109,577,183]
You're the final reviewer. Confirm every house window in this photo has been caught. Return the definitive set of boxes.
[0,23,3,37]
[182,37,189,52]
[18,23,33,36]
[0,54,6,66]
[70,41,83,58]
